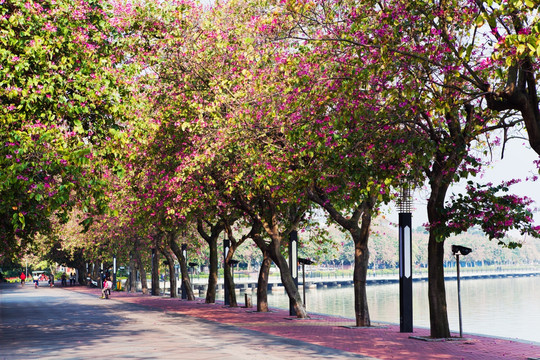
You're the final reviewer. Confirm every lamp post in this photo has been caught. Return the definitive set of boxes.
[228,259,239,283]
[223,239,230,306]
[298,258,314,308]
[189,262,198,288]
[398,186,413,333]
[452,245,472,338]
[113,254,117,291]
[181,244,187,300]
[289,230,298,316]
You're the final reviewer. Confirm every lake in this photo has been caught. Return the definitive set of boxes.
[260,275,540,343]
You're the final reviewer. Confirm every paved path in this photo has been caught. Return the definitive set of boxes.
[1,283,539,359]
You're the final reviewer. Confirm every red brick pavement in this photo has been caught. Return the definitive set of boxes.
[66,287,540,360]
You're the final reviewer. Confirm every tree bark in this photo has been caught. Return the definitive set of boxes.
[134,248,148,294]
[257,249,271,312]
[352,211,372,327]
[169,234,195,301]
[197,219,224,304]
[76,265,86,285]
[221,218,249,307]
[426,161,455,338]
[224,247,238,307]
[428,233,450,338]
[427,178,452,338]
[308,189,374,326]
[128,252,137,293]
[227,192,307,317]
[247,220,270,312]
[484,58,540,155]
[159,245,177,298]
[151,248,160,296]
[207,237,218,303]
[269,240,308,318]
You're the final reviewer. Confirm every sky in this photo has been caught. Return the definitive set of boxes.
[394,140,540,237]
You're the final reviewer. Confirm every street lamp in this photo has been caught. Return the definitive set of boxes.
[181,244,187,300]
[223,239,230,305]
[189,262,197,286]
[452,245,472,338]
[298,258,314,308]
[228,259,239,282]
[289,230,298,316]
[163,260,169,295]
[397,185,413,333]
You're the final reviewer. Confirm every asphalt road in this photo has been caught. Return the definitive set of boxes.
[0,283,372,360]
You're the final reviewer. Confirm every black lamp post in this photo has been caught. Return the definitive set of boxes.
[289,230,298,316]
[189,262,197,287]
[298,258,314,308]
[223,239,230,306]
[181,244,187,299]
[228,259,239,283]
[397,186,413,333]
[113,254,117,290]
[452,245,472,338]
[162,260,169,295]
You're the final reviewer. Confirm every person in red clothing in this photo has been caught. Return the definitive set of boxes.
[20,272,26,286]
[101,276,112,299]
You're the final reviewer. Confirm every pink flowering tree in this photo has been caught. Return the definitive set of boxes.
[272,0,539,337]
[432,180,540,246]
[0,0,138,260]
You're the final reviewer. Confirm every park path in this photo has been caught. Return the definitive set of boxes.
[2,283,540,359]
[0,283,371,359]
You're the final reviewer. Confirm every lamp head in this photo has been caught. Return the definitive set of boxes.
[298,258,315,265]
[452,245,472,256]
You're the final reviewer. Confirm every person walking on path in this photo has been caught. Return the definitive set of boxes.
[101,276,112,299]
[19,271,26,286]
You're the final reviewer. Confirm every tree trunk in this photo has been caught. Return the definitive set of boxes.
[428,233,450,338]
[76,266,86,285]
[353,231,371,326]
[151,248,160,296]
[206,236,218,303]
[270,242,307,318]
[161,248,177,298]
[197,219,224,304]
[224,246,238,307]
[308,190,374,327]
[257,249,271,312]
[178,252,195,300]
[92,262,99,283]
[134,249,148,294]
[426,173,453,338]
[129,252,137,293]
[246,221,270,312]
[169,237,195,301]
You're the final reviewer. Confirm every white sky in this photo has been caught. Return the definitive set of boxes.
[400,140,540,234]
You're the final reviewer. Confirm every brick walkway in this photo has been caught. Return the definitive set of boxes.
[66,287,540,360]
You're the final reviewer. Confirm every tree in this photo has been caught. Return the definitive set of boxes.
[0,0,137,260]
[272,0,539,336]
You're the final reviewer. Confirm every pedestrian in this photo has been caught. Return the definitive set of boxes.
[20,271,26,286]
[61,273,67,287]
[33,274,39,288]
[101,276,113,299]
[49,274,54,287]
[70,271,76,286]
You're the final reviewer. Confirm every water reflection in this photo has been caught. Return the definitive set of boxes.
[265,276,540,343]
